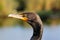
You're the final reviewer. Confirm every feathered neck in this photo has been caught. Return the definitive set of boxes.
[29,21,43,40]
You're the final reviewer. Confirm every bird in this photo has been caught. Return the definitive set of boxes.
[8,12,43,40]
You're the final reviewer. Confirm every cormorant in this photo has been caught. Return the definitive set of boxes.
[8,12,43,40]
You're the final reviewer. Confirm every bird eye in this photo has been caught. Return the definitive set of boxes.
[23,14,27,17]
[22,15,25,17]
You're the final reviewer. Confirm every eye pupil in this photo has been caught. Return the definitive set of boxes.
[23,14,27,17]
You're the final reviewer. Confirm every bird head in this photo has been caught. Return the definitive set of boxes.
[8,12,37,23]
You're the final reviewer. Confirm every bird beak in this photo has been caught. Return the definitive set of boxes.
[8,13,28,21]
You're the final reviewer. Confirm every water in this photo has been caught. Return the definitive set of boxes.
[42,25,60,40]
[0,25,60,40]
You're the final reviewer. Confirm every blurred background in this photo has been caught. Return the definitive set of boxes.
[0,0,60,40]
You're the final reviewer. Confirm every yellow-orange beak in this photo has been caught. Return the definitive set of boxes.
[8,13,28,21]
